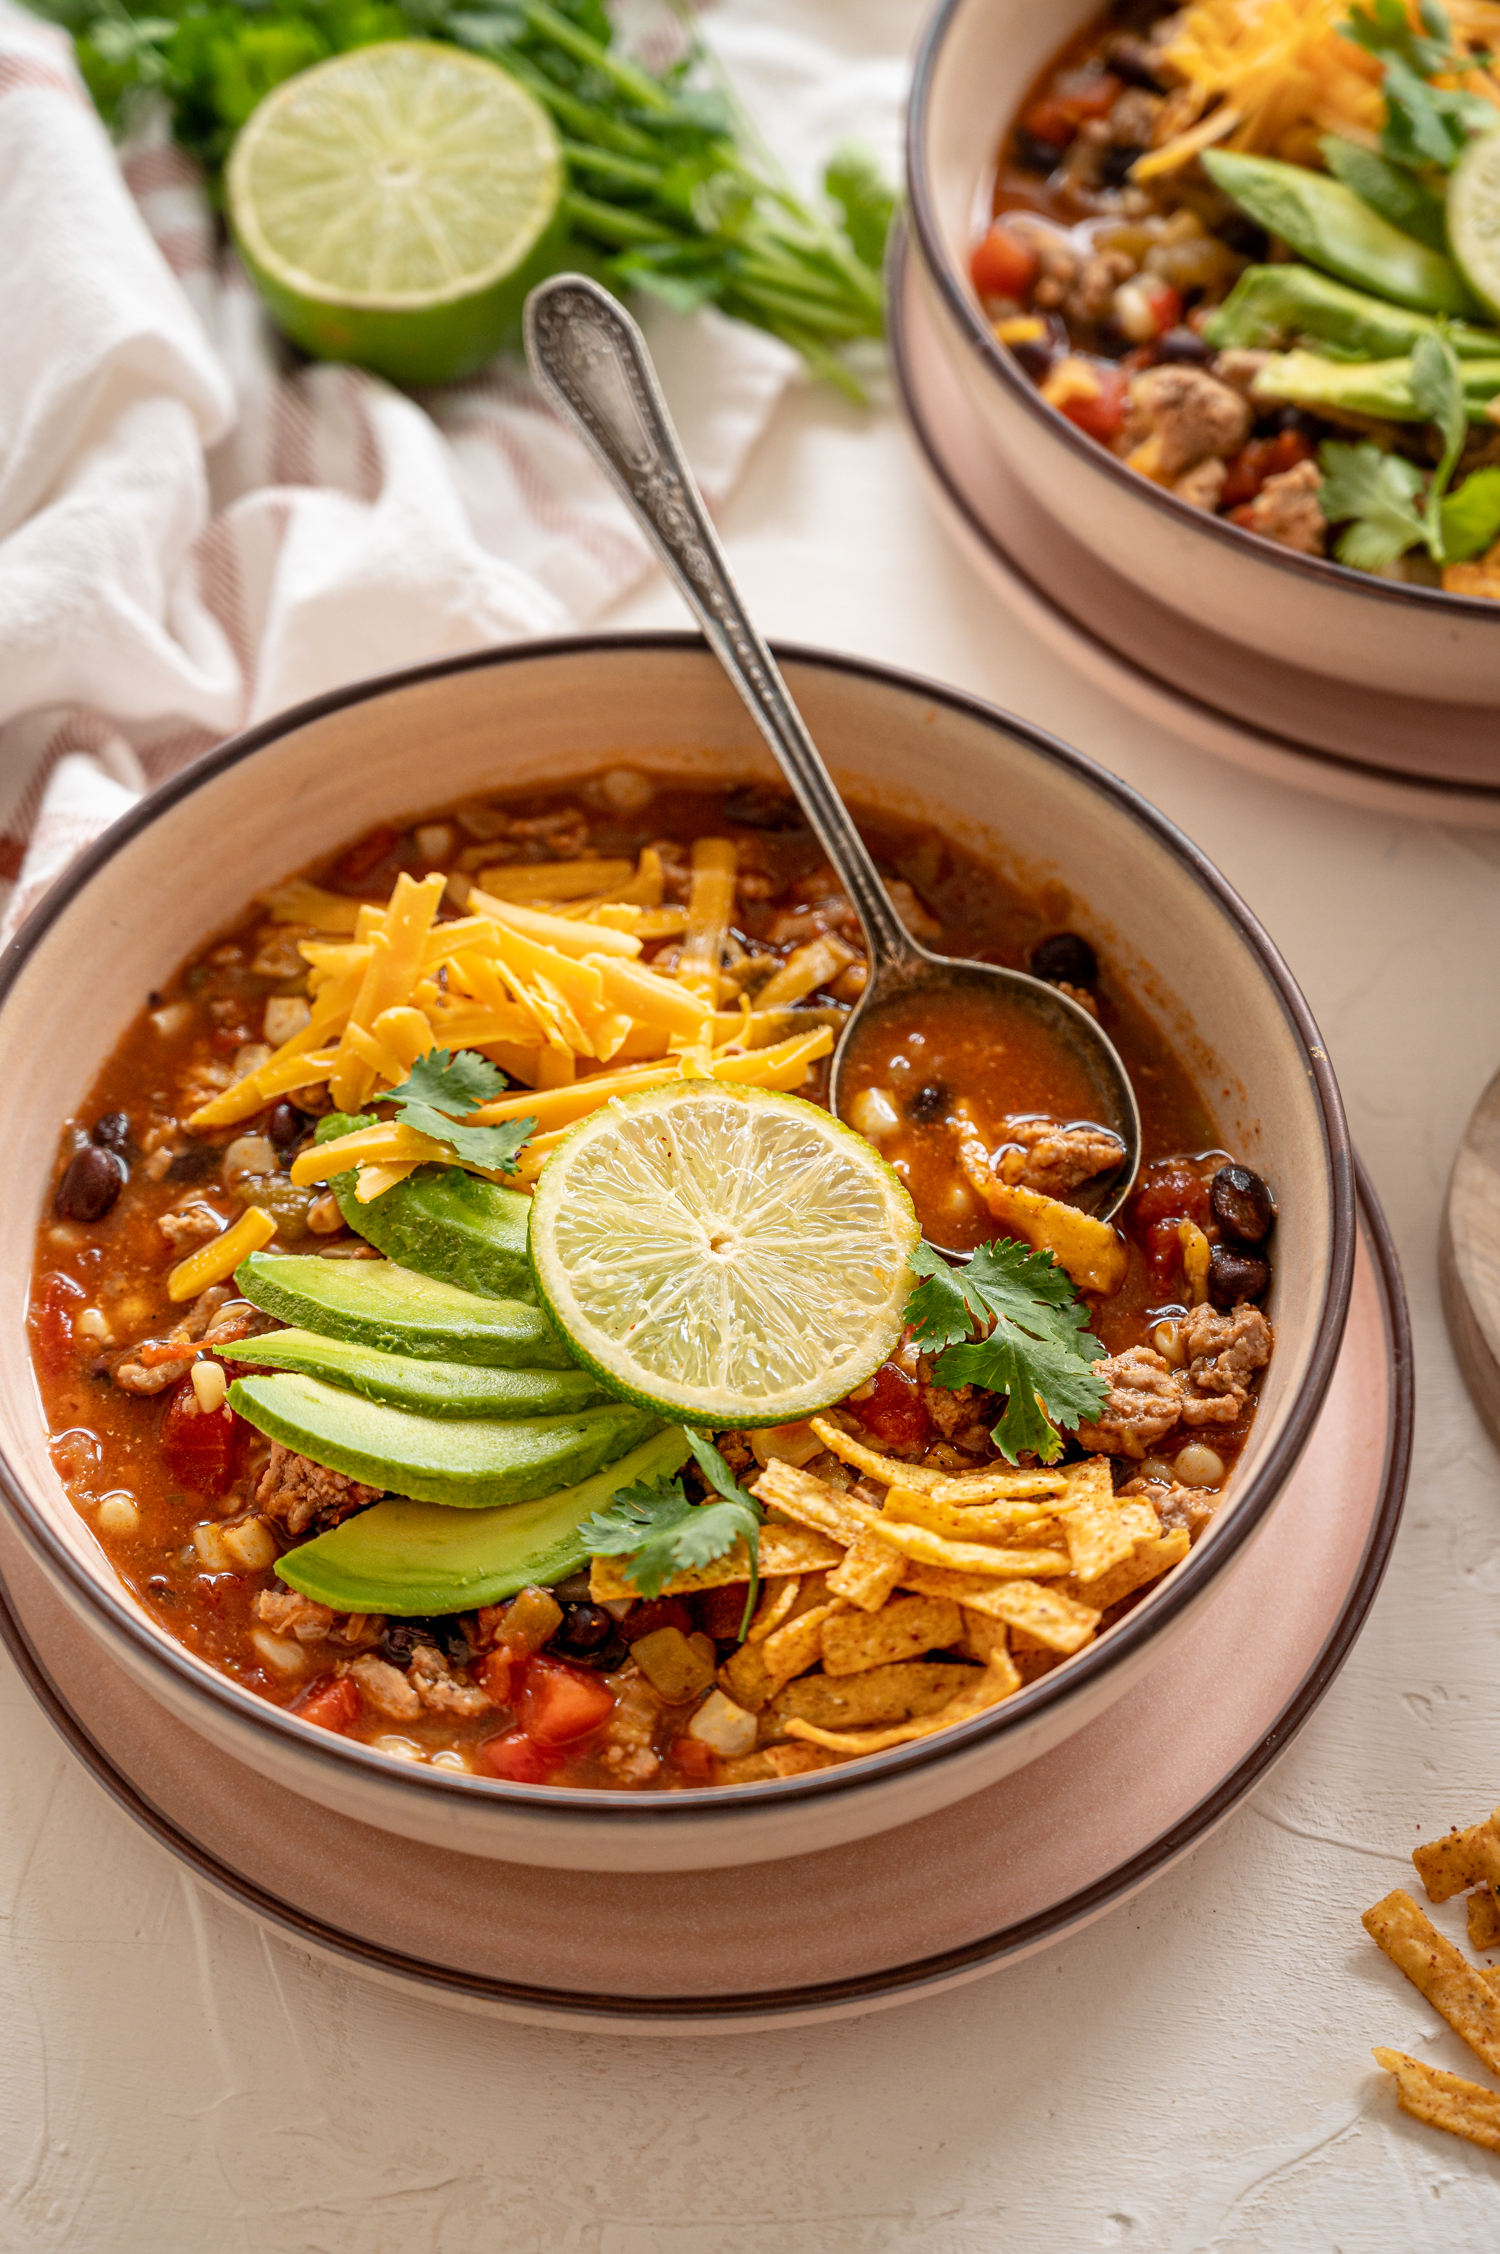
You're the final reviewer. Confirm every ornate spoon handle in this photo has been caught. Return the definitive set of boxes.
[524,274,918,973]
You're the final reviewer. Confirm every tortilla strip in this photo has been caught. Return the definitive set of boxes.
[1413,1809,1500,1903]
[1470,1888,1500,1953]
[899,1568,1101,1652]
[807,1416,944,1493]
[960,1608,1014,1667]
[718,1743,840,1785]
[783,1656,1022,1755]
[587,1523,840,1601]
[745,1575,800,1644]
[881,1488,1068,1545]
[751,1459,875,1548]
[1055,1528,1190,1612]
[767,1661,980,1735]
[871,1514,1072,1579]
[821,1596,964,1677]
[761,1600,846,1696]
[1362,1889,1500,2075]
[930,1468,1068,1504]
[825,1528,906,1612]
[1372,2048,1500,2157]
[718,1641,773,1712]
[1059,1490,1136,1584]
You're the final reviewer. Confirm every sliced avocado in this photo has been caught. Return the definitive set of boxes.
[229,1369,657,1510]
[336,1164,534,1302]
[234,1251,572,1368]
[276,1426,692,1614]
[218,1329,605,1418]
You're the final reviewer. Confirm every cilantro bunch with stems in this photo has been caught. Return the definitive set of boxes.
[1318,324,1500,569]
[27,0,892,399]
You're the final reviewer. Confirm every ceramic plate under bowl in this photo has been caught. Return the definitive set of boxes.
[0,1177,1408,2032]
[889,227,1500,827]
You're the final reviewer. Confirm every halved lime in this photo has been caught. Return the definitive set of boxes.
[225,42,565,386]
[528,1083,920,1428]
[1449,129,1500,320]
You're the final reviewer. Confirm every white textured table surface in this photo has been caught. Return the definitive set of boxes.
[8,25,1500,2254]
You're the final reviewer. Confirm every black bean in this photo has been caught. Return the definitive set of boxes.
[1107,36,1167,90]
[91,1111,133,1155]
[1210,1163,1276,1246]
[907,1081,950,1124]
[552,1569,594,1604]
[1208,1243,1271,1307]
[1030,931,1098,987]
[266,1102,308,1153]
[1217,213,1270,260]
[551,1602,616,1661]
[167,1141,223,1183]
[380,1614,471,1669]
[1010,332,1058,382]
[1013,131,1067,176]
[55,1145,125,1222]
[720,786,804,832]
[1100,143,1145,189]
[1154,327,1213,367]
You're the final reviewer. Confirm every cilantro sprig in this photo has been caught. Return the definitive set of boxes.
[581,1427,765,1634]
[1319,329,1500,568]
[904,1237,1108,1465]
[384,1048,537,1176]
[1344,0,1496,172]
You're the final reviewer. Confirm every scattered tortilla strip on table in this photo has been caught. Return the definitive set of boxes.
[825,1528,906,1612]
[1470,1888,1500,1953]
[767,1661,982,1736]
[1362,1889,1500,2076]
[1056,1528,1190,1612]
[820,1595,964,1677]
[1413,1809,1500,1903]
[587,1524,840,1602]
[782,1656,1023,1755]
[900,1569,1102,1652]
[1372,2048,1500,2158]
[751,1459,877,1548]
[807,1416,945,1492]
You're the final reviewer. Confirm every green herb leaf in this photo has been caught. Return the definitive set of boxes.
[1439,462,1500,558]
[1343,0,1496,171]
[904,1238,1108,1465]
[1413,326,1470,550]
[581,1426,765,1628]
[314,1110,377,1144]
[384,1046,536,1174]
[824,143,897,273]
[1317,438,1426,567]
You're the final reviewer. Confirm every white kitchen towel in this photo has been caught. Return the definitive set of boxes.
[0,0,815,933]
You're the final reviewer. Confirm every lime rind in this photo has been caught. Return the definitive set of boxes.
[527,1082,920,1428]
[1450,129,1500,321]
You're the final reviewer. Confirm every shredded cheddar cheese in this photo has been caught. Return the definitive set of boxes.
[189,842,839,1186]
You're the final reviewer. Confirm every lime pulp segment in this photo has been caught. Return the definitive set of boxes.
[527,1083,920,1427]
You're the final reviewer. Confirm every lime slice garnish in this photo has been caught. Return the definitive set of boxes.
[1448,129,1500,320]
[226,42,564,386]
[527,1083,920,1428]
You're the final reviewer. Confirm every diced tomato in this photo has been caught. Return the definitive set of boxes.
[1144,1217,1187,1294]
[1132,1161,1209,1230]
[517,1655,616,1745]
[331,825,399,890]
[971,222,1039,302]
[1056,361,1129,444]
[479,1648,517,1704]
[620,1596,693,1644]
[297,1677,359,1734]
[477,1728,566,1784]
[1023,71,1122,148]
[32,1272,83,1384]
[849,1360,930,1455]
[160,1375,241,1499]
[668,1736,718,1782]
[1220,428,1316,509]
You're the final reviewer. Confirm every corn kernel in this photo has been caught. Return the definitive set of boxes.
[221,1516,277,1573]
[190,1360,228,1414]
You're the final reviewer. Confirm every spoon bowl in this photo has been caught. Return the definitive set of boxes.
[523,275,1142,1252]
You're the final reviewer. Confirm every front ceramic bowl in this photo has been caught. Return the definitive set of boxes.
[0,636,1353,1871]
[906,0,1500,707]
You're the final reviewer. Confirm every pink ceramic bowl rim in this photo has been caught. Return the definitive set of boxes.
[0,633,1357,1840]
[905,0,1500,626]
[0,1165,1409,2021]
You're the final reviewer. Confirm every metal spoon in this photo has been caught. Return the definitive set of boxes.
[523,275,1141,1246]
